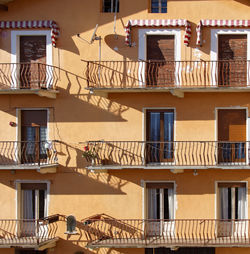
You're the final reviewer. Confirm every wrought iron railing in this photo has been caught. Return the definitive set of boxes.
[84,141,249,167]
[0,214,60,247]
[0,141,58,167]
[0,63,59,90]
[83,218,250,247]
[85,60,250,88]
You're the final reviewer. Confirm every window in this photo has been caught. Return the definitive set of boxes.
[218,182,246,220]
[150,0,167,13]
[102,0,119,12]
[146,109,174,163]
[147,182,174,220]
[18,182,48,237]
[20,110,48,164]
[146,182,174,236]
[217,182,247,237]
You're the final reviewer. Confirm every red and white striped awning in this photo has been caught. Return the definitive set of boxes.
[125,19,191,46]
[196,20,250,46]
[0,20,60,47]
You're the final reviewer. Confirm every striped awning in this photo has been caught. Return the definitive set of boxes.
[0,20,59,47]
[125,19,191,46]
[196,19,250,46]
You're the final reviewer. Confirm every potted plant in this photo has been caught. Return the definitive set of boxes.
[82,145,97,165]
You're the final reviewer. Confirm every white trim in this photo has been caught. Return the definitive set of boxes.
[215,180,248,220]
[15,179,50,220]
[210,29,250,86]
[11,30,52,88]
[215,107,249,165]
[138,29,181,86]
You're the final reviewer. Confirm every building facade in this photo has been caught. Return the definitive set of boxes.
[0,0,249,254]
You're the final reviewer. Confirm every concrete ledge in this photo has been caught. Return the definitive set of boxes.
[0,89,59,99]
[0,163,58,173]
[87,165,250,171]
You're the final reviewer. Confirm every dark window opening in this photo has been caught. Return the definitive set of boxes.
[103,0,119,12]
[151,0,167,13]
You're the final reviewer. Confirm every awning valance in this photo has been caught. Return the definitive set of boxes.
[196,19,250,46]
[0,20,59,47]
[125,19,191,46]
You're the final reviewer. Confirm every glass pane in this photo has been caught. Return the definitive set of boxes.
[22,189,35,219]
[163,189,170,219]
[164,112,174,159]
[39,190,45,219]
[149,113,161,141]
[147,188,160,219]
[151,0,159,12]
[40,126,47,157]
[113,0,119,12]
[149,113,161,162]
[103,0,112,12]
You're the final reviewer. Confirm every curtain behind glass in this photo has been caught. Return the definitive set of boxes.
[164,112,174,159]
[220,187,229,219]
[149,113,160,162]
[237,187,246,219]
[22,190,34,219]
[148,188,159,219]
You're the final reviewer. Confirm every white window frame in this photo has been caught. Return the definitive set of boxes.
[11,30,53,89]
[210,29,250,86]
[138,29,181,86]
[15,180,50,220]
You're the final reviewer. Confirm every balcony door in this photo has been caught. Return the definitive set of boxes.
[146,109,174,163]
[146,182,174,236]
[21,110,47,164]
[218,34,247,87]
[146,35,175,86]
[217,182,247,237]
[20,183,47,237]
[217,109,246,164]
[20,35,46,88]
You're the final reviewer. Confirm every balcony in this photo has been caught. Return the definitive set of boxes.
[0,215,60,250]
[85,141,250,170]
[85,60,250,96]
[83,216,250,248]
[0,63,59,98]
[0,140,58,173]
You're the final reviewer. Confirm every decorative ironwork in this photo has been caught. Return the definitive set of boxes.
[0,63,58,90]
[83,217,250,248]
[85,141,250,167]
[0,140,58,167]
[84,60,249,89]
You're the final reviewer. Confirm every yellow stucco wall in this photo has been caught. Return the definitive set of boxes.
[0,0,248,253]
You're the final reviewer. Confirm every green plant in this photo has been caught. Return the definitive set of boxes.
[82,145,97,162]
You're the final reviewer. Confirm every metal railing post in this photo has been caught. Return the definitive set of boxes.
[38,63,40,88]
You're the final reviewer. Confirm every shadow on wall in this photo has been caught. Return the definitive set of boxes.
[0,64,129,123]
[58,214,141,254]
[2,0,149,56]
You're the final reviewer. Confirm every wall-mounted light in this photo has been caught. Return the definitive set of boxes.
[193,169,198,176]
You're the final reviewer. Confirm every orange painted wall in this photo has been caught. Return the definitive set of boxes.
[0,0,248,253]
